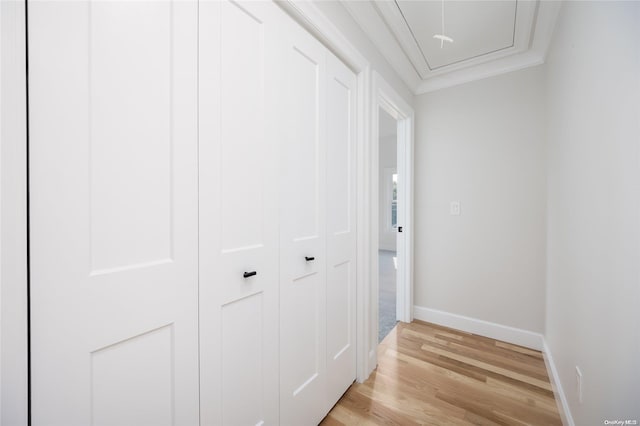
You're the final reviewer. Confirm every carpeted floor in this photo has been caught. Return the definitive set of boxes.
[378,250,398,342]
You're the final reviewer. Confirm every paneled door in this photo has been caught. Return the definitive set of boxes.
[29,2,199,425]
[325,52,358,410]
[279,18,329,426]
[198,1,284,425]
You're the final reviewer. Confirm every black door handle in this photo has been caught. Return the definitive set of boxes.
[243,271,257,278]
[305,256,315,262]
[398,226,403,233]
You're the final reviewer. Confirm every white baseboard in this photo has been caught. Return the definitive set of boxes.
[542,340,575,426]
[412,305,544,350]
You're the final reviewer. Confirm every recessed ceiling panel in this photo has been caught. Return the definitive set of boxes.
[395,0,517,70]
[344,0,558,92]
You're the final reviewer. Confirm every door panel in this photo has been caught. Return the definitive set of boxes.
[326,261,351,357]
[198,1,283,425]
[91,325,174,426]
[221,292,264,426]
[325,53,358,409]
[287,48,322,240]
[89,1,173,274]
[279,21,328,426]
[29,2,199,425]
[219,0,268,252]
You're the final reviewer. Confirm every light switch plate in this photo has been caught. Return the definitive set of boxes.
[450,201,461,216]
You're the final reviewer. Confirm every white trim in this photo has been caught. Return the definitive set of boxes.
[341,0,421,93]
[413,306,544,351]
[355,66,373,382]
[415,50,544,94]
[371,72,414,372]
[398,98,414,327]
[529,0,563,63]
[542,340,575,426]
[1,0,3,414]
[1,1,29,424]
[277,1,367,72]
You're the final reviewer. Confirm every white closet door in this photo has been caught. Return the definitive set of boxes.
[325,53,358,409]
[198,1,285,425]
[279,19,328,426]
[29,2,199,425]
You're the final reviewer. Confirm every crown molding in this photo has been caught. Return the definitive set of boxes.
[343,0,562,95]
[341,0,421,92]
[415,49,544,94]
[375,0,537,79]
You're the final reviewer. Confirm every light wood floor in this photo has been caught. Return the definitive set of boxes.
[321,320,562,426]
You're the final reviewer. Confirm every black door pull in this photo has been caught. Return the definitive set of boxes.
[398,226,403,233]
[305,256,315,262]
[243,271,257,278]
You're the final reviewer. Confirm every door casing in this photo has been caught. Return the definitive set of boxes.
[371,71,415,367]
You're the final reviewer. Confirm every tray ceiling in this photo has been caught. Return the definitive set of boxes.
[343,0,561,94]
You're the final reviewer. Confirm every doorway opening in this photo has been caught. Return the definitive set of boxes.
[368,72,415,373]
[378,108,399,343]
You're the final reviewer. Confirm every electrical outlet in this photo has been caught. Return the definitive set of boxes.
[450,201,461,216]
[575,366,583,404]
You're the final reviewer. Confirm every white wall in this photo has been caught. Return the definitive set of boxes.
[413,65,547,333]
[311,1,413,105]
[378,109,397,251]
[545,2,640,424]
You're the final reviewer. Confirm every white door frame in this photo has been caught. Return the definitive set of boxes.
[370,72,414,368]
[1,0,29,424]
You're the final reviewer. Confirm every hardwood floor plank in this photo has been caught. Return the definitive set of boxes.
[322,402,379,426]
[319,409,352,426]
[384,348,558,420]
[495,341,545,358]
[420,344,553,391]
[321,321,562,426]
[464,410,505,426]
[404,328,550,379]
[358,370,470,424]
[344,386,422,426]
[407,336,547,380]
[485,377,558,412]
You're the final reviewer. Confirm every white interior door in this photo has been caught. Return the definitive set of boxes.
[198,1,284,425]
[29,2,199,425]
[279,19,328,426]
[325,52,357,409]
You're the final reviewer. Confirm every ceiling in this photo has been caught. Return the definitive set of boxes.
[343,0,561,94]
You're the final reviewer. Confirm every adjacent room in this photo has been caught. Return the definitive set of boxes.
[1,1,638,425]
[378,107,399,343]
